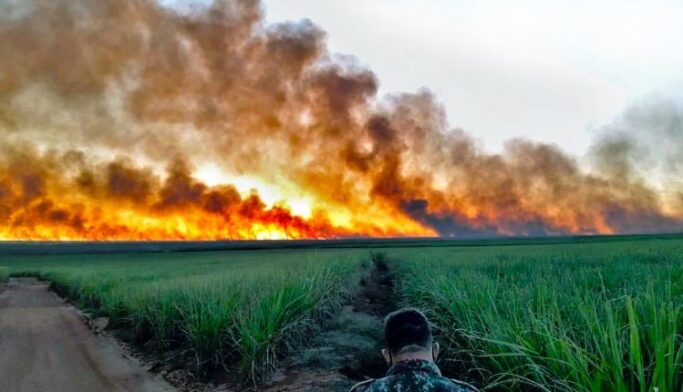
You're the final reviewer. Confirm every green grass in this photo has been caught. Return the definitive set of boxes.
[2,235,683,390]
[2,249,366,384]
[396,239,683,392]
[0,266,8,282]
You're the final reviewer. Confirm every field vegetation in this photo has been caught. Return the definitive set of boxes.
[396,239,683,392]
[3,249,366,384]
[0,266,8,282]
[2,235,683,391]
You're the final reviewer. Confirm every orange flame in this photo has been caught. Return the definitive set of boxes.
[0,0,681,240]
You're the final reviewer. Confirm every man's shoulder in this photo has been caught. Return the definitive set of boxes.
[348,375,479,392]
[426,375,479,391]
[349,378,375,392]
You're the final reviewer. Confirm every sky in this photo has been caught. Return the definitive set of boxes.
[262,0,683,155]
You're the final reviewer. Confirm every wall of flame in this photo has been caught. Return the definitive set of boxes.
[0,0,681,240]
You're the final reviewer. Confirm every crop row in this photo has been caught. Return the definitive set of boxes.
[4,238,683,391]
[6,250,365,384]
[396,240,683,391]
[0,266,8,282]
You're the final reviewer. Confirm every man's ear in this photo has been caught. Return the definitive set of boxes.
[432,342,440,361]
[382,349,392,365]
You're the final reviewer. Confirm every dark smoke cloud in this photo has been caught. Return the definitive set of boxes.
[0,0,681,239]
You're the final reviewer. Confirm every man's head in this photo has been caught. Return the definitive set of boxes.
[382,308,439,365]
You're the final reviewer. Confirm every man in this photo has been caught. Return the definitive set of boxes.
[350,308,479,392]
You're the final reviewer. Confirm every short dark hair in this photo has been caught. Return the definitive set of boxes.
[384,308,433,354]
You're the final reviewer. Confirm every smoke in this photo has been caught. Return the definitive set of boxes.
[0,0,681,239]
[592,96,683,184]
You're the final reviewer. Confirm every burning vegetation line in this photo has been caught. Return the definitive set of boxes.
[0,0,682,240]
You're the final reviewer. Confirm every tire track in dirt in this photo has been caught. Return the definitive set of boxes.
[0,277,175,392]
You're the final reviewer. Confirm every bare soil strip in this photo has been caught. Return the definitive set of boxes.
[0,277,175,392]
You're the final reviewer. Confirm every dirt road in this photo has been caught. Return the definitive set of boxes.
[0,277,175,392]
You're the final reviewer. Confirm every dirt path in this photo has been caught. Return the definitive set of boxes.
[0,277,175,392]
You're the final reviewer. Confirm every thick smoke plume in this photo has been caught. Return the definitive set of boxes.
[0,0,681,240]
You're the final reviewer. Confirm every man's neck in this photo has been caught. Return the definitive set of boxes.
[393,351,433,363]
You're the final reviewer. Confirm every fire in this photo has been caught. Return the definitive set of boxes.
[0,152,433,240]
[0,0,681,240]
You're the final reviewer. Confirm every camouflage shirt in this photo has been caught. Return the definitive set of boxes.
[350,360,478,392]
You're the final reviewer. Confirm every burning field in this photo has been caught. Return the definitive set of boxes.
[2,2,683,392]
[1,0,682,240]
